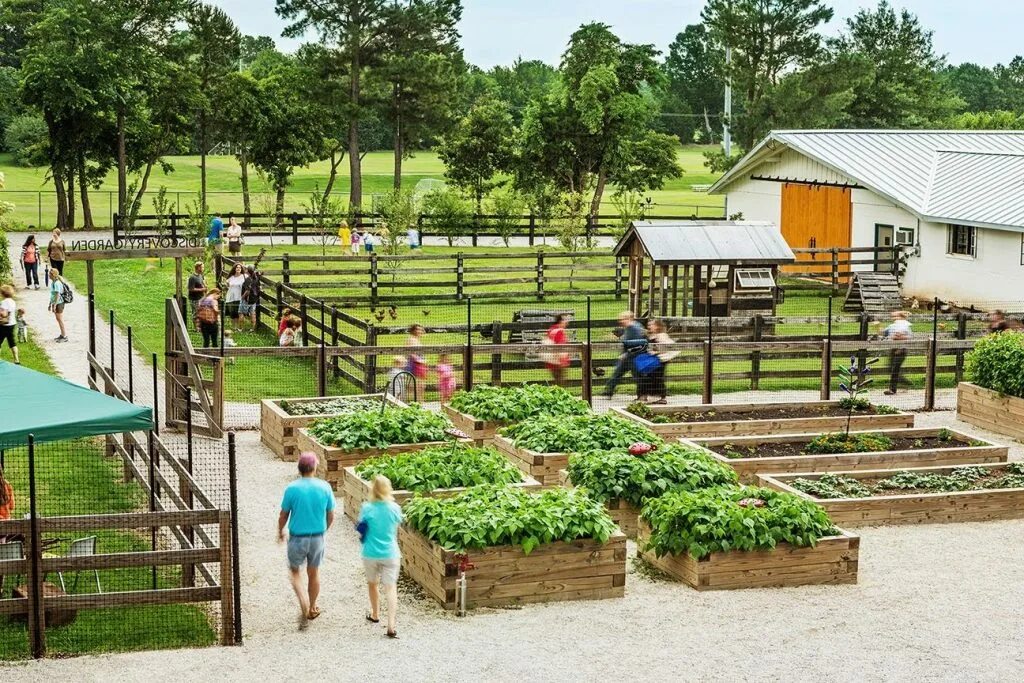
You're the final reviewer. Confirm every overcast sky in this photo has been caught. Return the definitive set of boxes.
[212,0,1023,68]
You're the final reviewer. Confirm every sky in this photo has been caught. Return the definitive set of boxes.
[211,0,1024,69]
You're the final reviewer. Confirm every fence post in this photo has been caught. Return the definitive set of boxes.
[702,340,713,405]
[152,352,160,436]
[170,213,178,239]
[614,259,623,300]
[109,310,116,380]
[299,295,309,347]
[291,213,299,245]
[750,314,763,390]
[88,292,97,381]
[147,431,158,590]
[822,297,833,400]
[924,338,937,411]
[220,296,226,356]
[463,342,474,392]
[127,326,134,402]
[528,211,536,246]
[27,435,46,659]
[181,387,195,589]
[276,282,284,321]
[331,306,340,377]
[584,296,592,405]
[370,254,379,307]
[954,312,967,382]
[365,325,378,392]
[282,253,291,286]
[536,252,545,301]
[318,303,327,397]
[456,252,464,301]
[831,248,840,292]
[857,313,869,371]
[490,321,503,386]
[228,433,243,644]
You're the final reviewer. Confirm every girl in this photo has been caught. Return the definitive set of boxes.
[350,229,361,256]
[21,235,40,289]
[405,324,427,401]
[543,314,571,386]
[225,263,246,329]
[48,269,68,342]
[278,307,293,337]
[47,228,67,275]
[436,353,456,403]
[225,217,243,255]
[197,288,221,349]
[280,316,301,347]
[645,319,678,404]
[0,285,20,364]
[358,475,402,639]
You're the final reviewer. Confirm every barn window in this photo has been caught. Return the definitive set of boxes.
[735,268,775,290]
[947,224,976,257]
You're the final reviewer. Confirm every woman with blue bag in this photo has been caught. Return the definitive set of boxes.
[635,319,677,404]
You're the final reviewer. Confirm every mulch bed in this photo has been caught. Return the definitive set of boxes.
[719,436,966,460]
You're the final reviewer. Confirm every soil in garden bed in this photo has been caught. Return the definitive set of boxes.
[720,436,970,459]
[792,465,1024,498]
[634,404,884,424]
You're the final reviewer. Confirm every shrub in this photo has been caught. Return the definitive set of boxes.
[355,444,523,492]
[448,384,589,422]
[279,397,383,416]
[566,444,738,508]
[501,413,659,453]
[307,405,449,448]
[3,114,47,166]
[421,187,473,247]
[403,485,617,554]
[803,432,893,454]
[966,331,1024,399]
[641,486,838,560]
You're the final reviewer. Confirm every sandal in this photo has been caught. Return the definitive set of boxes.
[308,606,321,620]
[386,630,399,639]
[366,614,380,623]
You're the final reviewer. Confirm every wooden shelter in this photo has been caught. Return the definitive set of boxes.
[613,221,795,317]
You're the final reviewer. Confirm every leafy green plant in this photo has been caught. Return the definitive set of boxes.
[937,428,954,442]
[966,331,1024,399]
[279,397,383,416]
[793,463,1024,499]
[403,485,617,554]
[625,401,672,424]
[448,384,589,422]
[355,444,522,492]
[641,486,838,560]
[308,405,449,448]
[837,397,871,412]
[500,413,659,453]
[566,444,738,508]
[874,404,900,415]
[790,474,873,499]
[803,432,893,454]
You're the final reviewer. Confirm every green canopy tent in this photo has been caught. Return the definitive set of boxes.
[0,362,152,445]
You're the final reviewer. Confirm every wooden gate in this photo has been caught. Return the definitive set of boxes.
[781,183,852,254]
[165,298,224,438]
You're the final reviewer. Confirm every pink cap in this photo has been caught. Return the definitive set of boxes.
[298,451,319,470]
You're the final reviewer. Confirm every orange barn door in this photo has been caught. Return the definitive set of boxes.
[781,183,852,256]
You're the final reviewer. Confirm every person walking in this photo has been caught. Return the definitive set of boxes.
[187,262,207,328]
[48,269,69,343]
[542,314,571,386]
[338,221,351,254]
[20,235,40,290]
[224,263,246,330]
[196,288,221,349]
[601,311,647,399]
[208,214,224,250]
[278,452,335,630]
[883,311,913,395]
[225,217,243,256]
[436,352,456,403]
[240,266,261,331]
[358,475,402,639]
[0,285,20,364]
[47,228,66,276]
[405,324,427,401]
[643,319,678,404]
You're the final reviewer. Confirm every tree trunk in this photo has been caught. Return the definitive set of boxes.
[129,160,156,224]
[321,148,345,205]
[589,169,607,225]
[53,167,68,230]
[117,106,127,231]
[275,186,286,217]
[65,167,76,229]
[239,151,251,216]
[78,159,94,230]
[348,49,362,211]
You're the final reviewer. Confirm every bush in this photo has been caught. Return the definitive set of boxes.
[307,405,450,448]
[355,444,523,492]
[966,331,1024,399]
[501,413,659,453]
[641,486,838,560]
[567,444,738,508]
[403,485,617,554]
[448,384,589,423]
[803,432,893,454]
[421,187,473,247]
[3,114,48,166]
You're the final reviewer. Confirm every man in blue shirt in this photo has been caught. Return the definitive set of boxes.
[208,214,224,249]
[278,452,335,629]
[602,310,647,399]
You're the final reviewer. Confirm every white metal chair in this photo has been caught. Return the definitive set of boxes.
[0,540,25,597]
[57,536,102,594]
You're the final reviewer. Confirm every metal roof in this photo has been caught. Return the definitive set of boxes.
[709,130,1024,231]
[614,220,795,265]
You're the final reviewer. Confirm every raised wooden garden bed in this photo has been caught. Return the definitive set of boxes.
[760,463,1024,527]
[637,520,859,590]
[341,466,542,522]
[398,525,627,610]
[295,429,466,491]
[612,400,913,439]
[260,394,405,460]
[957,382,1024,441]
[441,404,506,444]
[493,434,573,486]
[685,427,1008,484]
[558,469,640,537]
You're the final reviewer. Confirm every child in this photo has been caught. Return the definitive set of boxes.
[436,353,455,404]
[278,307,293,337]
[363,231,375,254]
[385,355,407,400]
[279,316,301,347]
[350,230,361,256]
[16,308,27,343]
[222,329,237,348]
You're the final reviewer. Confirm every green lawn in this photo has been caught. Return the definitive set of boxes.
[0,146,725,227]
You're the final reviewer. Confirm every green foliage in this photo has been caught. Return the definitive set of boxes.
[966,331,1024,399]
[0,172,11,282]
[488,189,526,247]
[448,384,590,423]
[501,413,660,454]
[421,187,473,247]
[793,463,1024,499]
[2,113,47,166]
[355,444,523,493]
[438,97,515,213]
[307,405,449,449]
[403,485,617,554]
[608,190,648,240]
[279,397,382,416]
[641,485,837,560]
[567,444,738,508]
[803,432,893,455]
[304,183,345,255]
[790,473,873,499]
[661,23,724,144]
[874,404,900,415]
[626,401,672,424]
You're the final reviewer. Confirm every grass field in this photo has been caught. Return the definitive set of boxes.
[0,146,725,228]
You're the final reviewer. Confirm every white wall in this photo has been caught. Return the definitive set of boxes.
[849,189,919,273]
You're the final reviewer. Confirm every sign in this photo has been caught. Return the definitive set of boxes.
[71,236,205,251]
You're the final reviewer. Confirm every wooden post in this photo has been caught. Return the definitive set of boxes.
[219,511,235,646]
[463,343,474,392]
[456,253,464,301]
[614,259,624,300]
[180,473,195,588]
[174,257,183,304]
[820,339,832,400]
[27,437,46,659]
[370,254,379,307]
[659,265,669,316]
[331,308,339,377]
[924,339,937,410]
[282,253,290,285]
[831,248,840,292]
[581,342,593,405]
[316,346,327,397]
[212,359,224,434]
[954,313,967,382]
[275,282,284,321]
[647,261,656,318]
[536,252,545,301]
[291,213,299,245]
[365,326,378,392]
[750,315,763,390]
[702,340,713,405]
[670,265,679,316]
[299,295,309,347]
[528,211,536,246]
[857,313,870,371]
[490,321,503,386]
[681,265,691,317]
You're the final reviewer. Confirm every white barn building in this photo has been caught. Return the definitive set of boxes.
[708,130,1024,306]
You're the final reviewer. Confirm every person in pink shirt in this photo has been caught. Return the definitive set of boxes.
[436,353,456,403]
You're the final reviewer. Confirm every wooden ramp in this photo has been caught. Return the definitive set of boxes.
[843,272,902,313]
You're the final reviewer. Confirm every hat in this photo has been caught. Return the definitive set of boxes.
[298,452,319,471]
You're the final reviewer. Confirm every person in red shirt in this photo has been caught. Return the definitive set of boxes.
[21,235,40,290]
[0,466,14,521]
[543,314,571,386]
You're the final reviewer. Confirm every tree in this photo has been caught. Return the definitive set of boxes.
[488,189,526,247]
[421,187,472,247]
[437,97,515,215]
[489,58,560,123]
[703,0,832,148]
[183,3,241,212]
[661,24,724,143]
[948,110,1024,130]
[3,114,47,166]
[304,185,345,258]
[994,56,1024,112]
[832,1,960,128]
[276,0,395,212]
[239,35,276,69]
[216,71,266,215]
[944,63,1002,113]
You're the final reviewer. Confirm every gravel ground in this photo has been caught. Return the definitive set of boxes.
[4,413,1023,682]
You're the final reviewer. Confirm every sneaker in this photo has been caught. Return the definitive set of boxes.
[56,336,69,343]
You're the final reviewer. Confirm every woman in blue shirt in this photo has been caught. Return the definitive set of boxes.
[359,475,402,638]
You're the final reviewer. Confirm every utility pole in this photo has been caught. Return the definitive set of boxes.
[723,46,732,158]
